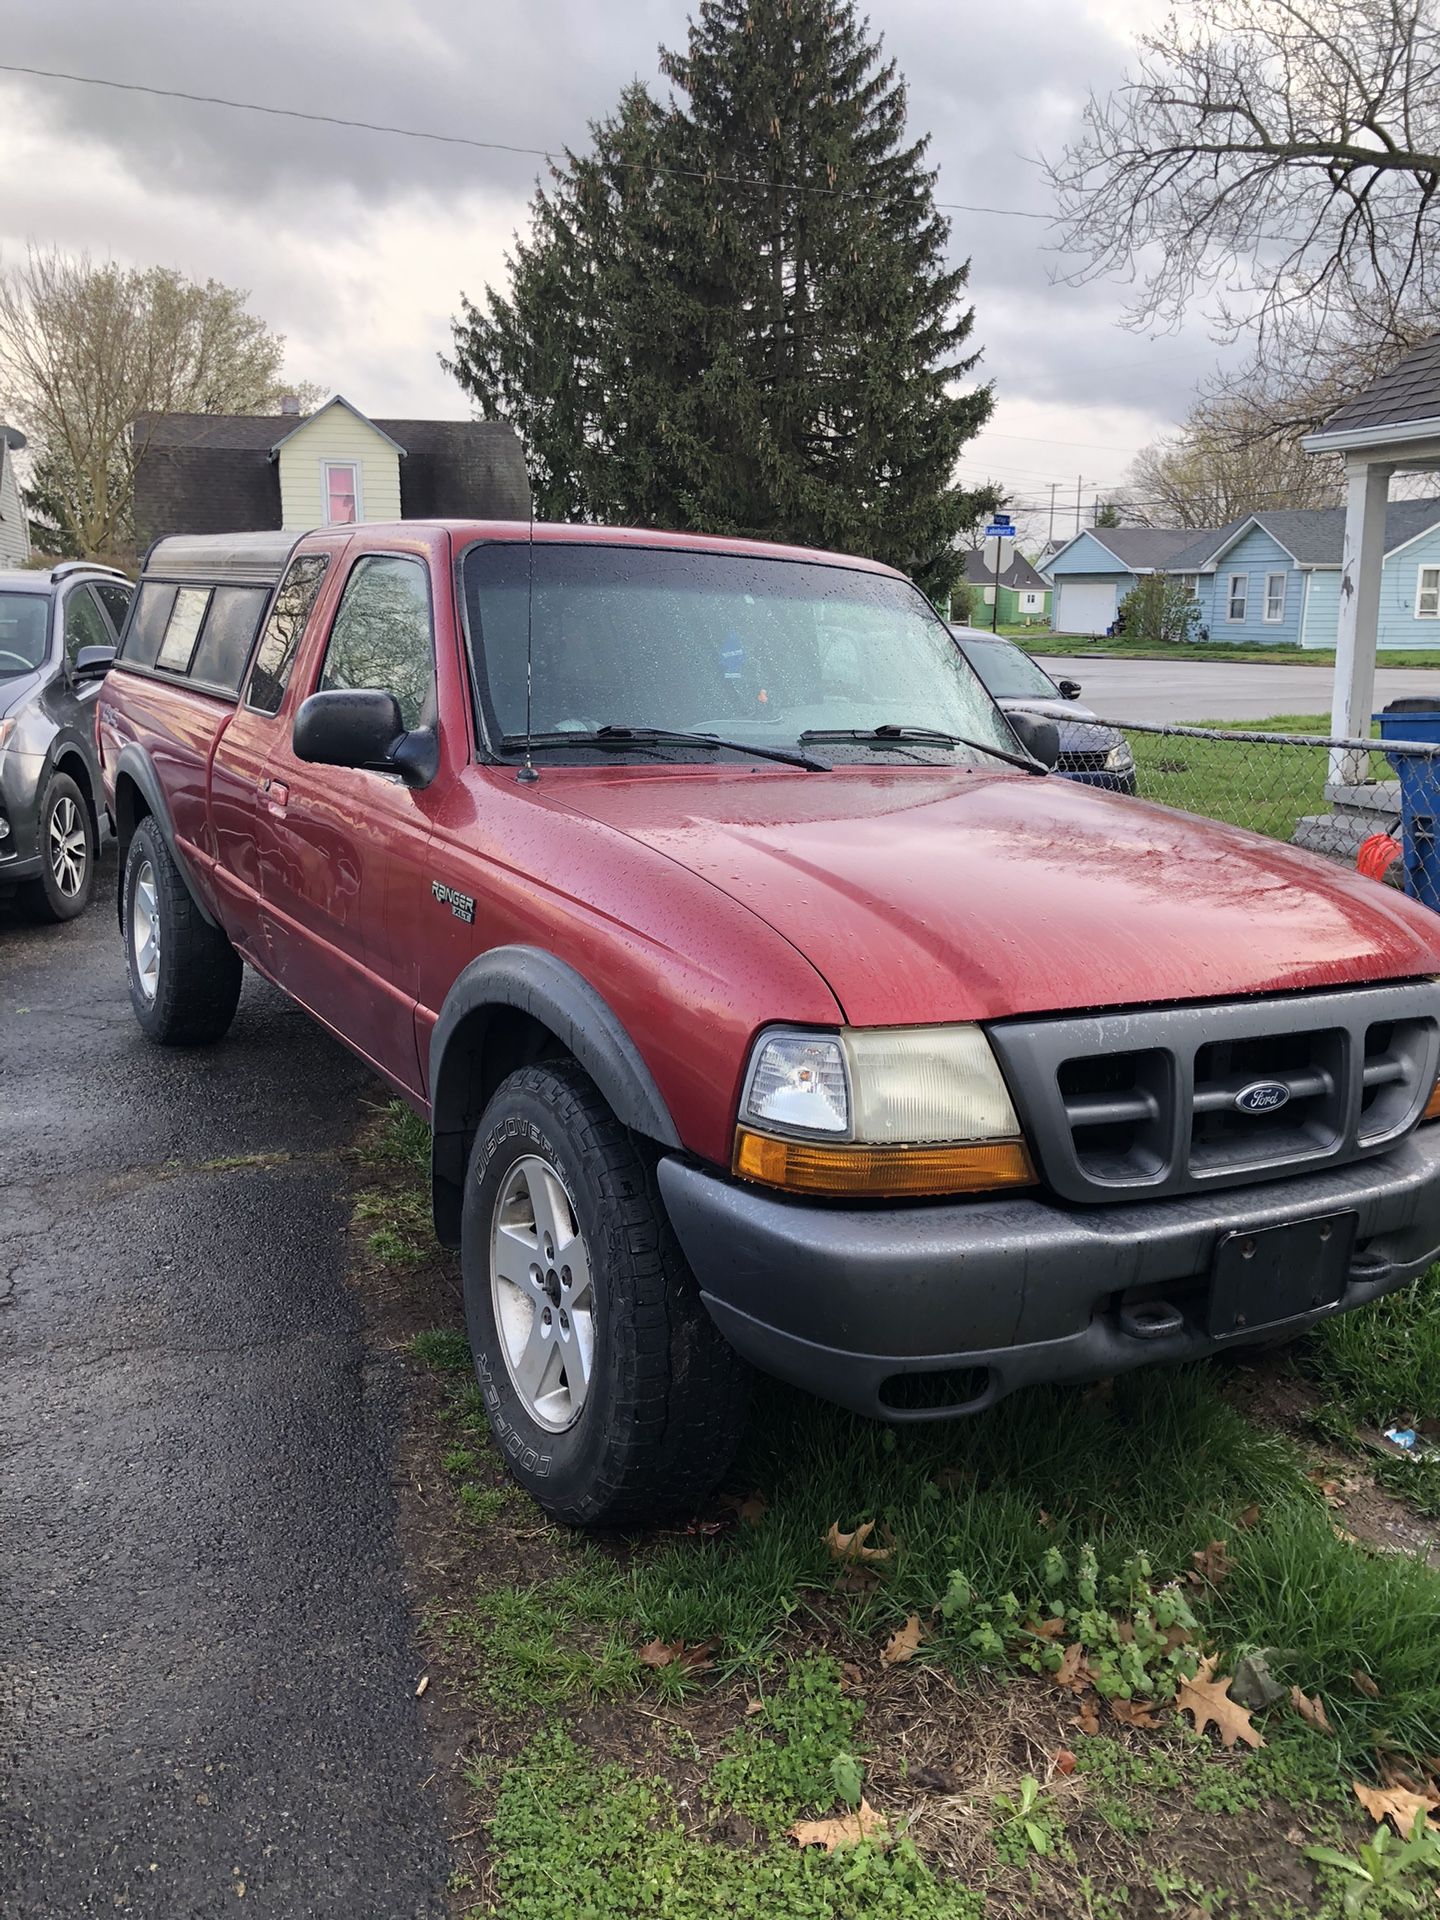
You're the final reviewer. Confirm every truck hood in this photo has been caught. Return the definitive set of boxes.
[547,765,1440,1025]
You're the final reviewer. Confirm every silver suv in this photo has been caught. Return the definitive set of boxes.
[0,561,132,921]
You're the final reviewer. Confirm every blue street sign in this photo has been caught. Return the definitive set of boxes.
[983,523,1014,540]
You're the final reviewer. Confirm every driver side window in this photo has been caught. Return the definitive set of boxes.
[318,554,436,731]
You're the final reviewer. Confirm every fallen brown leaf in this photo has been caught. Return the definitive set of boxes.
[790,1798,888,1852]
[1109,1697,1162,1730]
[638,1637,712,1671]
[1188,1540,1232,1587]
[1290,1687,1332,1735]
[1353,1781,1440,1834]
[722,1490,768,1528]
[1053,1748,1077,1776]
[745,1698,764,1716]
[1054,1644,1090,1694]
[1237,1502,1261,1530]
[840,1661,865,1692]
[912,1765,955,1793]
[880,1614,925,1667]
[1352,1669,1381,1700]
[834,1563,882,1594]
[826,1520,892,1565]
[1027,1616,1067,1641]
[1037,1507,1054,1529]
[1308,1469,1344,1505]
[1072,1696,1101,1736]
[1175,1657,1265,1751]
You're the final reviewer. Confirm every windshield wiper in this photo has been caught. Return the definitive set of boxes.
[799,723,1048,776]
[499,725,829,772]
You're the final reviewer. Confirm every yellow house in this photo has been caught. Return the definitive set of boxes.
[272,395,405,530]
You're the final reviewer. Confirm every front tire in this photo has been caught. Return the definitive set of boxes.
[123,817,243,1045]
[20,771,95,922]
[461,1061,749,1528]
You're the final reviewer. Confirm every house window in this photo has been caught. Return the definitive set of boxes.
[1226,573,1248,621]
[323,461,360,526]
[1180,574,1198,597]
[1263,572,1287,622]
[1418,566,1440,618]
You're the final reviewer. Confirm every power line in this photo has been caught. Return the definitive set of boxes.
[0,62,1053,219]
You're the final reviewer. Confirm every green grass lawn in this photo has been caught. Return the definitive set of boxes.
[1013,631,1440,670]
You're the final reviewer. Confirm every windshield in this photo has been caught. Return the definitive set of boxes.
[953,633,1059,701]
[0,591,50,679]
[462,543,1014,764]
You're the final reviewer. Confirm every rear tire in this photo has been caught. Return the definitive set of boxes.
[123,817,243,1045]
[20,771,95,922]
[461,1060,750,1528]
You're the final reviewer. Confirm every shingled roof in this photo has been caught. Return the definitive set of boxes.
[959,546,1050,592]
[1170,499,1440,570]
[1316,334,1440,440]
[132,408,530,544]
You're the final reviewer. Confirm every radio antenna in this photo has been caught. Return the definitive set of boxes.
[517,478,539,784]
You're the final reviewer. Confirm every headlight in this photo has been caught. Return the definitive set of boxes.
[736,1025,1035,1197]
[1104,741,1133,770]
[0,716,16,753]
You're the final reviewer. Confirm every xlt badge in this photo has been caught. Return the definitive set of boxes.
[431,880,475,925]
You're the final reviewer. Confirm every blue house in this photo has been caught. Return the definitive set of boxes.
[1171,501,1440,649]
[1043,526,1219,635]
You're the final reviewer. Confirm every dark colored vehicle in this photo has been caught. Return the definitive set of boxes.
[99,523,1440,1527]
[0,560,131,920]
[950,626,1137,793]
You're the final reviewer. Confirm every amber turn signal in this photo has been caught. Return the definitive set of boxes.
[1423,1076,1440,1123]
[732,1128,1037,1197]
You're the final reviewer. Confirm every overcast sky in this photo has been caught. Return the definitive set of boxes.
[0,0,1234,543]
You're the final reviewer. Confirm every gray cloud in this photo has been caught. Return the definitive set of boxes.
[0,0,1227,457]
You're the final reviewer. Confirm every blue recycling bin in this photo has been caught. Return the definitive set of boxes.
[1377,704,1440,910]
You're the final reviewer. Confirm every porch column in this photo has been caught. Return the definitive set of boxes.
[1330,459,1392,783]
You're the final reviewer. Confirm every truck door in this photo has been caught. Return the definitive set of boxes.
[258,547,438,1096]
[210,545,342,960]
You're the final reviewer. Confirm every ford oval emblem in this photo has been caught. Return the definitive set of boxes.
[1235,1080,1290,1115]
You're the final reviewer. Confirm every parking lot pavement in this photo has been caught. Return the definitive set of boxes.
[1041,655,1440,725]
[0,861,450,1918]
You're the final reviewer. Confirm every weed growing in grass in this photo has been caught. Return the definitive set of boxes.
[482,1727,984,1920]
[366,1098,431,1173]
[354,1186,433,1266]
[1306,1809,1440,1917]
[991,1774,1065,1864]
[410,1327,472,1371]
[450,1573,645,1710]
[708,1658,860,1833]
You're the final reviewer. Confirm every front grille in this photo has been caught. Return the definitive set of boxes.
[1055,748,1111,777]
[989,982,1440,1202]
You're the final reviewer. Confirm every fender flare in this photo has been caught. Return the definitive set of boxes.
[112,743,220,929]
[428,945,681,1246]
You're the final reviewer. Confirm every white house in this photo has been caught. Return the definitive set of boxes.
[0,424,31,566]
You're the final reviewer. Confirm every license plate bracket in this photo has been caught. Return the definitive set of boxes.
[1208,1211,1357,1340]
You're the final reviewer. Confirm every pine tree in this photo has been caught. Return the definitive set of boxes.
[449,0,994,597]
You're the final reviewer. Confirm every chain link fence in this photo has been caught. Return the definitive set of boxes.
[1074,718,1440,889]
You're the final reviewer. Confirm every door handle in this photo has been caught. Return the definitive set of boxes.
[266,780,289,816]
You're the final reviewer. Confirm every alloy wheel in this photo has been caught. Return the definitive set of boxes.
[130,859,161,1000]
[48,795,87,897]
[489,1154,595,1431]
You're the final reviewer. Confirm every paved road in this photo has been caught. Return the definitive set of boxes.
[1,860,449,1918]
[1043,655,1440,725]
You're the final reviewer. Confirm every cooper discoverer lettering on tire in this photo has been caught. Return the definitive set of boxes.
[123,817,244,1047]
[460,1060,749,1528]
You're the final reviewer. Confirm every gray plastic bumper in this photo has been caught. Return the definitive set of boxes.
[657,1127,1440,1421]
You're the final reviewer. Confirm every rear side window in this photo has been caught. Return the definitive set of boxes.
[247,555,331,715]
[120,581,178,670]
[117,577,287,700]
[95,581,133,635]
[189,587,270,695]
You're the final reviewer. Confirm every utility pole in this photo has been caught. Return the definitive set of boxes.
[1074,474,1083,536]
[1047,482,1058,545]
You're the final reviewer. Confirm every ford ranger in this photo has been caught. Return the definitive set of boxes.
[98,523,1440,1526]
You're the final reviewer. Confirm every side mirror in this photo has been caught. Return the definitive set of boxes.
[1007,711,1060,769]
[1057,678,1082,700]
[293,688,439,787]
[73,644,116,683]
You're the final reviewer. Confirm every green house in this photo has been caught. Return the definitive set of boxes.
[958,546,1052,626]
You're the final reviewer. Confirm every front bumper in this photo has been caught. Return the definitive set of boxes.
[657,1127,1440,1421]
[0,749,44,882]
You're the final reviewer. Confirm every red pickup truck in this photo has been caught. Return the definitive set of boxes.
[99,522,1440,1526]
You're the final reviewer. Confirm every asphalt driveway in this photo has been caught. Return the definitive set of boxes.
[0,861,449,1917]
[1042,655,1440,725]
